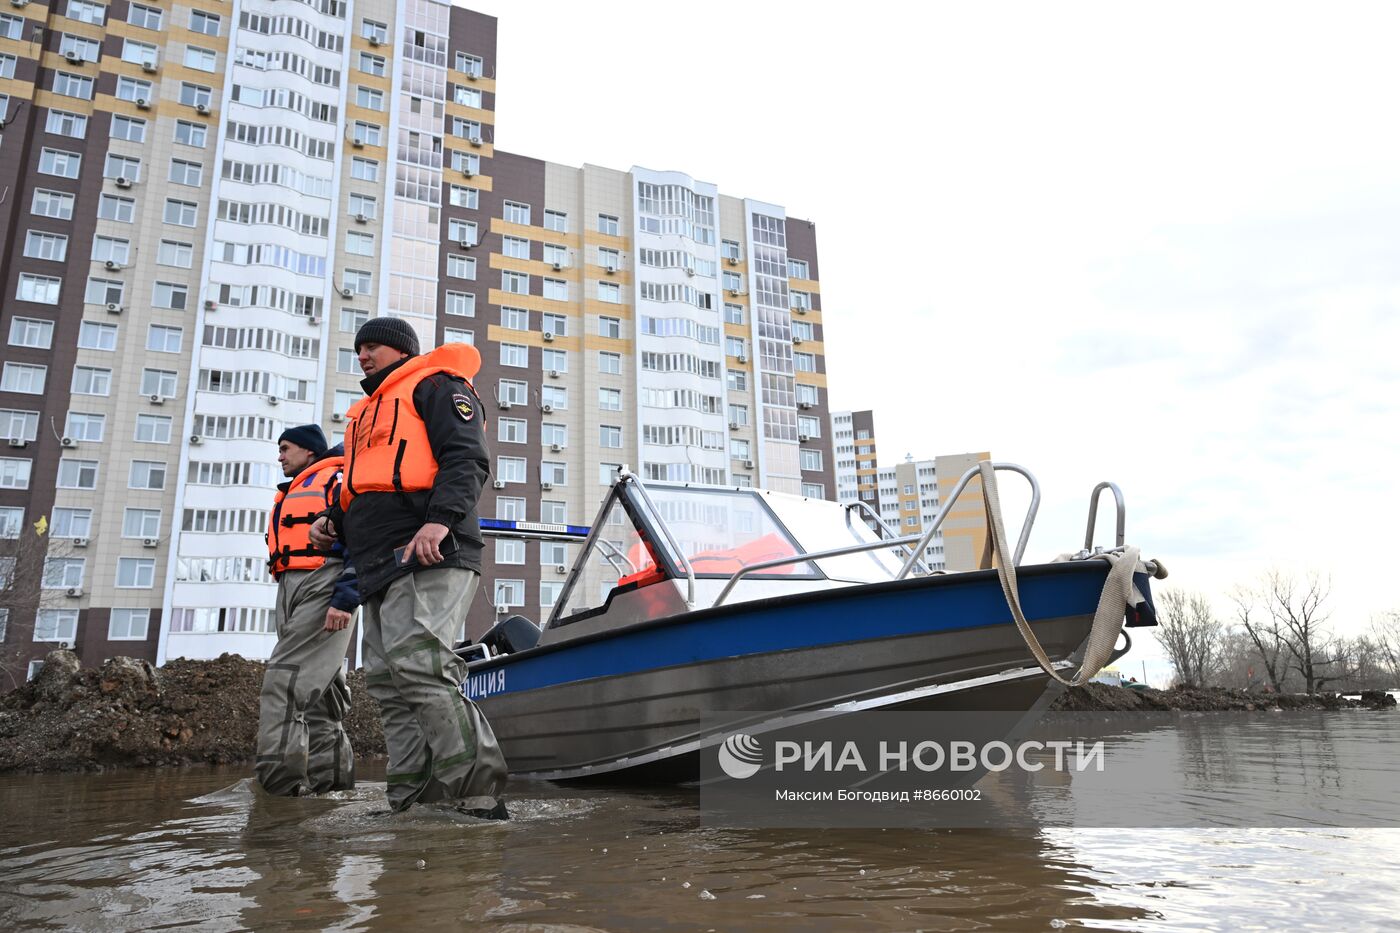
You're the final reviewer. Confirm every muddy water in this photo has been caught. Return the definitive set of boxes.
[2,734,1399,931]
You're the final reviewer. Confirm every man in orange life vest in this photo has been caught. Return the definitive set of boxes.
[309,317,507,816]
[255,424,359,796]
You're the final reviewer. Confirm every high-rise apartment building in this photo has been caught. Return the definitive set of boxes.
[830,409,989,573]
[0,1,833,683]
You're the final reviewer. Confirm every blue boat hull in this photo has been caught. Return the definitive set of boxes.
[462,561,1110,781]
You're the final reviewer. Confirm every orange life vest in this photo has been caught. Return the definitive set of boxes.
[341,342,482,508]
[267,456,344,575]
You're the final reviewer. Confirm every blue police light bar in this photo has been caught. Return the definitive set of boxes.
[478,518,591,539]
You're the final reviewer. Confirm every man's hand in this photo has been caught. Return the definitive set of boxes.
[324,607,352,632]
[405,522,451,565]
[309,515,337,549]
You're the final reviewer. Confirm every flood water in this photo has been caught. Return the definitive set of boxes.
[3,716,1400,931]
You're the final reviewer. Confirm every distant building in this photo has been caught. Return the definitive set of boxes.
[830,411,988,572]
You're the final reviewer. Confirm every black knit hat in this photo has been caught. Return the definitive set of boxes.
[278,424,328,457]
[354,317,420,357]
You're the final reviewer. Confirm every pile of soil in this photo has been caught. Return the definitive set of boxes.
[0,650,385,773]
[1051,682,1398,712]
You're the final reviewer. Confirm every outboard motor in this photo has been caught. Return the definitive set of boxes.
[480,614,542,655]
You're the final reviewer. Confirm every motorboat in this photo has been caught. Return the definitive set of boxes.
[457,462,1162,782]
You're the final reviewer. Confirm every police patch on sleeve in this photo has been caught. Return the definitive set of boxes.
[452,393,475,423]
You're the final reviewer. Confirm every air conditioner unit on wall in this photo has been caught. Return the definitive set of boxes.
[142,538,159,548]
[149,394,164,405]
[105,303,123,314]
[491,479,505,489]
[340,287,354,298]
[549,443,561,453]
[368,35,382,47]
[135,98,150,109]
[726,256,738,266]
[542,331,554,342]
[60,436,77,448]
[541,403,553,414]
[555,564,568,575]
[64,51,81,64]
[6,438,26,448]
[104,260,121,270]
[66,587,83,598]
[204,299,217,311]
[72,538,88,548]
[114,177,132,189]
[540,481,554,491]
[189,434,203,445]
[196,103,210,115]
[331,412,344,422]
[142,60,158,73]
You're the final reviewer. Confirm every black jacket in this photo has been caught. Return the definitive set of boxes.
[327,357,490,597]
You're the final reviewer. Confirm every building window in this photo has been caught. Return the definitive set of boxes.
[156,240,193,268]
[45,110,88,138]
[492,580,524,609]
[134,414,172,443]
[599,425,622,449]
[359,52,386,76]
[109,609,150,640]
[129,460,166,490]
[495,497,525,521]
[541,500,566,524]
[188,9,220,35]
[34,610,79,643]
[127,3,162,29]
[541,461,567,485]
[498,380,528,406]
[42,557,86,589]
[446,255,476,280]
[163,200,198,227]
[53,72,94,100]
[721,239,741,261]
[445,291,475,317]
[730,404,750,427]
[495,539,525,565]
[598,351,621,375]
[456,51,483,77]
[498,418,526,444]
[503,201,531,225]
[544,209,567,233]
[71,366,111,396]
[448,219,478,246]
[599,463,621,486]
[352,122,381,146]
[598,388,622,411]
[51,508,93,538]
[448,185,478,209]
[9,316,55,348]
[542,278,567,302]
[502,236,529,260]
[597,214,619,236]
[57,456,100,487]
[64,412,105,442]
[83,277,123,306]
[177,83,212,108]
[174,120,206,147]
[346,231,375,256]
[1,364,46,395]
[541,313,568,337]
[351,157,379,181]
[496,457,526,483]
[0,508,21,540]
[152,282,189,311]
[64,0,106,25]
[168,159,202,186]
[541,386,567,410]
[500,344,528,368]
[184,46,217,71]
[356,86,384,110]
[122,508,160,538]
[542,349,567,374]
[726,370,747,392]
[501,271,529,295]
[794,352,816,372]
[39,148,82,178]
[77,322,117,351]
[800,449,823,471]
[361,19,388,43]
[597,282,621,304]
[116,557,156,588]
[139,369,178,398]
[598,317,621,339]
[0,458,32,490]
[724,304,745,325]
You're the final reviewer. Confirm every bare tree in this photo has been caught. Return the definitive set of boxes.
[0,525,77,691]
[1230,585,1288,693]
[1368,611,1400,686]
[1261,570,1344,695]
[1155,589,1226,687]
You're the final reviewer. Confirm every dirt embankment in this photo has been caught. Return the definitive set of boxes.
[0,650,385,773]
[3,652,1396,773]
[1050,682,1398,713]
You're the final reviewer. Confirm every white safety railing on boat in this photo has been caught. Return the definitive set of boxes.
[1080,481,1125,554]
[844,499,930,576]
[711,462,1040,608]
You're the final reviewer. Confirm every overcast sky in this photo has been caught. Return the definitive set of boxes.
[461,1,1400,679]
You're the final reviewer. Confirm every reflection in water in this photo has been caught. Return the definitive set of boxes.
[0,717,1398,931]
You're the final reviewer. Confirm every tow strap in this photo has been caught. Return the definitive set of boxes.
[977,461,1166,687]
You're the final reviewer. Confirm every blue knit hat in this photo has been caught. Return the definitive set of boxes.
[278,424,328,457]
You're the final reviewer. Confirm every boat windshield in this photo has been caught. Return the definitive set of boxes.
[641,486,818,579]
